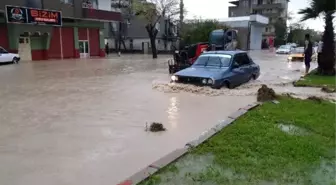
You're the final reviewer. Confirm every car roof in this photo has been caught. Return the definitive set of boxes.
[202,50,247,56]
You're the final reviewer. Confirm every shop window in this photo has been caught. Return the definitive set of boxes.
[82,0,98,9]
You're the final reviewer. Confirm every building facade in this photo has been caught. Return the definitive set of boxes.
[106,16,178,53]
[0,0,122,61]
[229,0,288,39]
[104,0,178,53]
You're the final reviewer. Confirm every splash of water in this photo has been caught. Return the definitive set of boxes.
[152,81,336,101]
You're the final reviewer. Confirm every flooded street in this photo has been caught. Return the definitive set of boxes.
[0,51,330,185]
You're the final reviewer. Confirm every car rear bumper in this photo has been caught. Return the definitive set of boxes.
[288,57,304,62]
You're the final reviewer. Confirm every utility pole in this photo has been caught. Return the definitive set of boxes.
[179,0,184,34]
[178,0,184,49]
[118,0,122,56]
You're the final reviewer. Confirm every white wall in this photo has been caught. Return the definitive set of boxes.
[219,20,249,28]
[250,24,263,50]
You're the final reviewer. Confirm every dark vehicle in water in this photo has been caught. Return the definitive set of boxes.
[170,50,260,89]
[168,29,238,74]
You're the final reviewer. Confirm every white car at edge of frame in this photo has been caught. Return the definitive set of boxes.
[0,46,20,64]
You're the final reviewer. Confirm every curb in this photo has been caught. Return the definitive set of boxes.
[117,102,261,185]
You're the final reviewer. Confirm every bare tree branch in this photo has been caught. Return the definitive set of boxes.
[132,0,180,59]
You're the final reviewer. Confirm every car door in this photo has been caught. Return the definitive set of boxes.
[230,54,249,85]
[239,53,254,80]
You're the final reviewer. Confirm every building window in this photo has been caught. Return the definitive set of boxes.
[82,0,98,9]
[60,0,73,4]
[240,0,249,7]
[25,0,42,8]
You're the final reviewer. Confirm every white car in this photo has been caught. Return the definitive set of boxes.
[276,45,293,54]
[0,47,20,64]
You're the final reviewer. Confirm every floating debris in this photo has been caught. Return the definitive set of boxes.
[307,96,323,103]
[321,87,336,93]
[257,84,277,102]
[146,122,166,132]
[272,100,280,104]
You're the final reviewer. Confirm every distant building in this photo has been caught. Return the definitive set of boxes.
[104,0,178,53]
[228,0,288,40]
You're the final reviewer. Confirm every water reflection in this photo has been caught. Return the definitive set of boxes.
[301,63,306,69]
[167,96,179,129]
[287,62,292,69]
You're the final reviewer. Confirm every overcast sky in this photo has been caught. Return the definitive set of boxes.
[183,0,325,31]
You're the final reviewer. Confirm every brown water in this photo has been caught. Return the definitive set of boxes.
[0,51,332,185]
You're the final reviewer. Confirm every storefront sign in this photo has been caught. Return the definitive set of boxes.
[6,6,27,23]
[6,5,62,26]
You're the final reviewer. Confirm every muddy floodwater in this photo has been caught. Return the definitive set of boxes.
[0,51,329,185]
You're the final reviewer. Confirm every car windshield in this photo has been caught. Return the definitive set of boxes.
[193,54,232,67]
[292,48,304,54]
[279,45,290,49]
[0,47,8,54]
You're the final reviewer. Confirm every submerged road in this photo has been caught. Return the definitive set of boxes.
[0,51,321,185]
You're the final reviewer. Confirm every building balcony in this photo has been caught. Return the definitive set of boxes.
[252,3,286,10]
[229,0,239,6]
[82,8,122,22]
[260,11,282,17]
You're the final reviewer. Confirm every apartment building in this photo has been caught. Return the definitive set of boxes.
[229,0,288,39]
[0,0,121,61]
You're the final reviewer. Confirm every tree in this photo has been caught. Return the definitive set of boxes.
[287,23,322,45]
[299,0,336,75]
[181,19,228,45]
[274,18,287,46]
[133,0,180,59]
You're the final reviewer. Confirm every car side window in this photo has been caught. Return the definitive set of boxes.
[0,47,8,54]
[240,53,251,65]
[0,47,7,54]
[247,54,254,64]
[231,30,238,40]
[232,54,242,67]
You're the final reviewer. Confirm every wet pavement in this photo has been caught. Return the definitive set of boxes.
[0,51,332,185]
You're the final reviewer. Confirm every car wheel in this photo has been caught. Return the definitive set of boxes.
[223,81,233,89]
[251,74,257,80]
[12,57,19,64]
